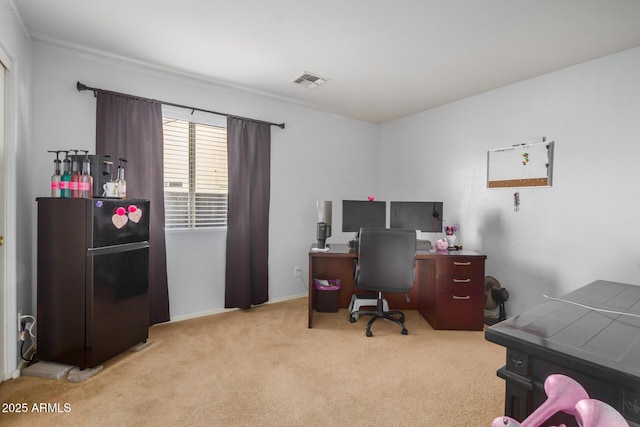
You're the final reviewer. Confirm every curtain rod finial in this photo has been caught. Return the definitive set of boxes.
[77,81,87,92]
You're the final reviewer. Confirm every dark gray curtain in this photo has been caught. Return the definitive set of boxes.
[96,92,170,325]
[225,117,271,309]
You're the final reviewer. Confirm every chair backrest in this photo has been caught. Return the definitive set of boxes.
[356,227,416,293]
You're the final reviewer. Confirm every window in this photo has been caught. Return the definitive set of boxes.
[163,114,228,229]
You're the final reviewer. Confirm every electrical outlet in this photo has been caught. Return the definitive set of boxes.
[294,265,302,277]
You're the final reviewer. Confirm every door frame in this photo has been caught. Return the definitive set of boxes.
[0,44,17,381]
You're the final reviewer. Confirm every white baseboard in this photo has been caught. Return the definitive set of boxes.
[167,293,307,324]
[3,368,21,381]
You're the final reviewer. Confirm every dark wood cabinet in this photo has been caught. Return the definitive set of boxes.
[419,256,485,330]
[486,280,640,427]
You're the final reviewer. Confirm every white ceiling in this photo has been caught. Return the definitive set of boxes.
[14,0,640,123]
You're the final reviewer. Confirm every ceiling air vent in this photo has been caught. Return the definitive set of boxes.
[292,72,327,89]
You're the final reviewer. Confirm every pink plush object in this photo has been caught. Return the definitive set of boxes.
[575,399,629,427]
[490,374,628,427]
[435,238,448,251]
[521,374,588,427]
[367,196,375,201]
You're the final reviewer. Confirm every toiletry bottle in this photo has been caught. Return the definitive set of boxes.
[70,149,81,198]
[47,150,62,197]
[60,151,71,198]
[116,158,127,199]
[79,150,93,198]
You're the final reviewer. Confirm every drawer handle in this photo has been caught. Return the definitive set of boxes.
[453,278,471,283]
[453,261,471,266]
[453,295,471,300]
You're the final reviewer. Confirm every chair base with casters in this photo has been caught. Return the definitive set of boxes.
[348,293,389,321]
[349,291,409,337]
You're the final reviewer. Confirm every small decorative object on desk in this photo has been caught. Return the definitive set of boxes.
[445,224,460,250]
[435,238,449,252]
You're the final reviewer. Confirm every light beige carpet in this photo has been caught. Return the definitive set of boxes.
[0,297,506,426]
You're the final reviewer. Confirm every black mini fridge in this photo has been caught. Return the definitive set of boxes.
[37,197,150,369]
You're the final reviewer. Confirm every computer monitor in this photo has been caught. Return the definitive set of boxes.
[390,201,443,232]
[342,200,386,233]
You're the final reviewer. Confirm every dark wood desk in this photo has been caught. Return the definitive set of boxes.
[308,243,486,330]
[485,280,640,427]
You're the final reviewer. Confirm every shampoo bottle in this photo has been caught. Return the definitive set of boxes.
[79,150,93,198]
[47,150,62,197]
[116,158,127,199]
[70,149,81,198]
[60,151,71,198]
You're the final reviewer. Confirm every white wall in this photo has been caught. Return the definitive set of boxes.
[380,46,640,316]
[29,43,379,320]
[1,0,33,379]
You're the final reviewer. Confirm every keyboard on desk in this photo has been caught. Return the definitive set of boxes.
[416,239,431,251]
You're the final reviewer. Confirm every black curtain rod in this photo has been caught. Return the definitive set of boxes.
[76,81,285,129]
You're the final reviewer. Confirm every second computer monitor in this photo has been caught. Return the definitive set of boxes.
[342,200,386,233]
[390,201,443,232]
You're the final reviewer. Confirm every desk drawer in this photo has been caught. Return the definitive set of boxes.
[434,293,484,330]
[436,257,484,276]
[436,276,483,295]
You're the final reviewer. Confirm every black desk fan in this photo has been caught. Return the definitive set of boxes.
[484,276,509,326]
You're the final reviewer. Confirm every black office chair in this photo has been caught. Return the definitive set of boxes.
[349,227,416,337]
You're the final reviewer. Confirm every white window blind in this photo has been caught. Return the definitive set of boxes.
[163,117,228,229]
